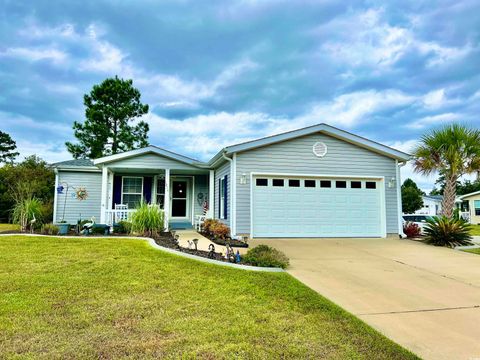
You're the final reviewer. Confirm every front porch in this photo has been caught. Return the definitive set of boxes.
[99,166,214,230]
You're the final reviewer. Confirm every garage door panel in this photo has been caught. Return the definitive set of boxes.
[253,176,384,238]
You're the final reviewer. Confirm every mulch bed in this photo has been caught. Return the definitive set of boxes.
[152,232,227,262]
[199,232,249,248]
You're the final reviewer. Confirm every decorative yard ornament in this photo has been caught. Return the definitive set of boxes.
[75,187,88,201]
[208,243,215,258]
[235,250,241,263]
[192,238,199,251]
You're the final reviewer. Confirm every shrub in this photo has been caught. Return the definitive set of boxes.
[12,198,43,232]
[212,222,230,239]
[202,219,219,235]
[115,220,132,234]
[242,245,289,269]
[130,202,164,236]
[41,223,59,235]
[91,226,108,235]
[403,222,421,238]
[423,216,473,248]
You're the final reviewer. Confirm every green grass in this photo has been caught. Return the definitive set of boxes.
[0,236,418,359]
[463,248,480,255]
[470,224,480,236]
[0,223,19,232]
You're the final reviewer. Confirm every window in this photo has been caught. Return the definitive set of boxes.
[366,181,376,189]
[289,179,300,187]
[156,178,165,209]
[336,180,347,188]
[256,178,268,186]
[304,180,316,188]
[122,177,143,208]
[351,181,362,189]
[320,180,331,188]
[272,179,284,187]
[475,200,480,216]
[220,177,226,219]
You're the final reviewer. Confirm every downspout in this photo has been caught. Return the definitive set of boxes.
[222,152,236,237]
[396,160,407,238]
[53,168,59,223]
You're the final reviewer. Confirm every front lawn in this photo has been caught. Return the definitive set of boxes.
[0,223,19,232]
[463,248,480,255]
[0,236,417,359]
[470,224,480,236]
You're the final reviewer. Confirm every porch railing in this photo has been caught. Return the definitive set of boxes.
[460,211,470,222]
[105,209,136,225]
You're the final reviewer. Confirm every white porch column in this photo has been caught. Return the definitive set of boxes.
[209,169,214,218]
[164,169,170,231]
[152,175,158,205]
[100,165,108,223]
[107,170,114,210]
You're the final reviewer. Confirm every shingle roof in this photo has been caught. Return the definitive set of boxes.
[52,159,95,168]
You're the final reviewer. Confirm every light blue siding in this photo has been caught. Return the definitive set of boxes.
[106,153,200,171]
[235,132,399,235]
[214,161,230,226]
[193,175,209,217]
[55,171,102,223]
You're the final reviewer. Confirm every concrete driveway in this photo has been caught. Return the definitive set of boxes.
[250,237,480,360]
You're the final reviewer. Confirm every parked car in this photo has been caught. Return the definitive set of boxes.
[402,214,437,234]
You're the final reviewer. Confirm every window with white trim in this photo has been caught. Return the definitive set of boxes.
[475,200,480,216]
[220,176,226,219]
[122,177,143,208]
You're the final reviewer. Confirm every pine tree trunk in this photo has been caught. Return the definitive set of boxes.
[441,174,457,218]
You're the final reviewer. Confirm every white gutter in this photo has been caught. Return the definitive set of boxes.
[53,169,59,223]
[396,160,407,238]
[221,152,236,237]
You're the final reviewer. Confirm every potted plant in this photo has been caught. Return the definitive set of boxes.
[56,221,70,235]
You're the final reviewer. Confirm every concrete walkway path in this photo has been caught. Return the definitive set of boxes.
[250,237,480,360]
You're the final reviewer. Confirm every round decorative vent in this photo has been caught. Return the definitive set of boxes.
[312,142,327,157]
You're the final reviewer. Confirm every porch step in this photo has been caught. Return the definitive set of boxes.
[169,221,193,230]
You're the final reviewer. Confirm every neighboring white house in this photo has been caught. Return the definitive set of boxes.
[415,195,442,216]
[52,123,411,239]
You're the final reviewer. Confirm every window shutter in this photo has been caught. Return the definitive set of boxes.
[218,178,221,218]
[113,176,122,207]
[143,176,152,203]
[224,175,228,219]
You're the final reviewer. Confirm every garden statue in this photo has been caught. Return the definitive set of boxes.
[208,244,215,258]
[192,238,198,251]
[235,250,241,263]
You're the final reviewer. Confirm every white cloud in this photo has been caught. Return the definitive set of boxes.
[317,8,472,69]
[298,89,416,128]
[0,47,67,63]
[16,140,72,164]
[423,89,445,109]
[406,112,459,129]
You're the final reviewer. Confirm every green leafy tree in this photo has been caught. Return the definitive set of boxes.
[413,124,480,218]
[66,76,150,159]
[401,178,424,214]
[0,156,54,222]
[431,173,480,196]
[0,130,19,163]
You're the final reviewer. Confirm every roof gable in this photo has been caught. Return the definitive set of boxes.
[209,123,410,165]
[93,146,208,168]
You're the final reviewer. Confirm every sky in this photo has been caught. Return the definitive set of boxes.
[1,0,479,192]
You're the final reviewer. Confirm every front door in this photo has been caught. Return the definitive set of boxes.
[170,179,189,220]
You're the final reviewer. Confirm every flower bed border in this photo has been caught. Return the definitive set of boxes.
[0,233,284,272]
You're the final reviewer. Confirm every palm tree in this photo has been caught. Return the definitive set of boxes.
[413,124,480,218]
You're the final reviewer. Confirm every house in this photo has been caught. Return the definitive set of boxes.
[457,191,480,224]
[415,195,443,216]
[52,123,411,238]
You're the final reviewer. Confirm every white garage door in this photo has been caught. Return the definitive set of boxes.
[252,176,384,238]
